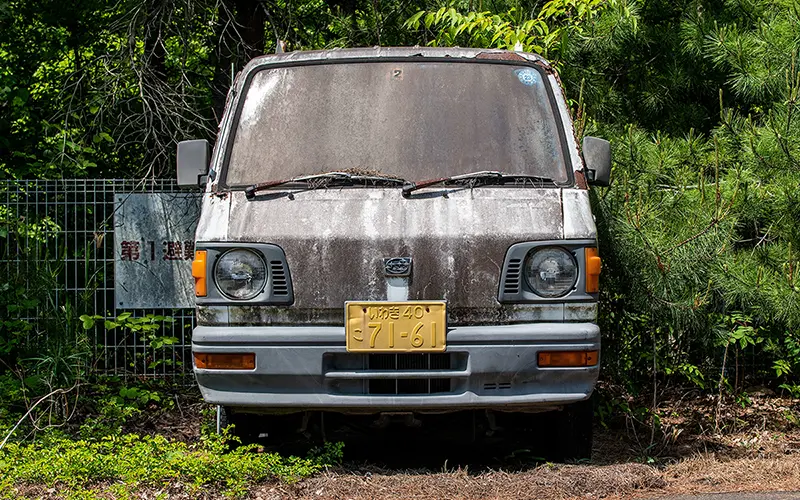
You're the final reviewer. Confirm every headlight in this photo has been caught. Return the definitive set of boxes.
[524,247,578,298]
[214,249,267,300]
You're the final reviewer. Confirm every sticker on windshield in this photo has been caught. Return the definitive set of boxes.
[515,68,539,86]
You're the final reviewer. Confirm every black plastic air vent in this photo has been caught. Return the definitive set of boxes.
[270,260,289,296]
[503,258,522,294]
[484,382,512,391]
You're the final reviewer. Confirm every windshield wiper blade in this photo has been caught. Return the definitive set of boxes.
[401,171,554,197]
[245,172,351,199]
[245,172,404,200]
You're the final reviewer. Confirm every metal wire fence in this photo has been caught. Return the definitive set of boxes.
[0,179,197,380]
[0,178,776,387]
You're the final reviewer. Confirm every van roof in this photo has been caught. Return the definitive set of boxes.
[243,46,553,73]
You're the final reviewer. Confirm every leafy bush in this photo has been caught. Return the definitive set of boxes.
[0,432,343,498]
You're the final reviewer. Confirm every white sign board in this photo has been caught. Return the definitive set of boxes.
[114,193,202,309]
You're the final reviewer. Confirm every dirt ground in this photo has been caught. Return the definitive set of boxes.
[265,391,800,499]
[15,389,800,499]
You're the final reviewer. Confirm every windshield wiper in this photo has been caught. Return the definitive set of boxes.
[401,171,555,197]
[245,172,405,200]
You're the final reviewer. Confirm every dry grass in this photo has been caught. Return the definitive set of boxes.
[662,455,800,495]
[280,463,667,499]
[266,455,800,500]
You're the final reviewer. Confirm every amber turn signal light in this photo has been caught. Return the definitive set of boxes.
[193,352,255,370]
[192,250,207,297]
[538,350,599,368]
[585,247,601,293]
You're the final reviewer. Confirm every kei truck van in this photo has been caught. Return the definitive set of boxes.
[177,47,611,461]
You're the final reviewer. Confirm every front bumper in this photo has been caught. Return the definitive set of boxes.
[192,322,600,413]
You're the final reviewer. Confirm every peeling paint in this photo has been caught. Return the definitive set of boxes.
[548,72,584,175]
[195,194,230,242]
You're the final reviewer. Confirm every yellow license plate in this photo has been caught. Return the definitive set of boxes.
[345,301,446,353]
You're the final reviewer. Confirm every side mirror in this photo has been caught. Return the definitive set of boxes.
[177,139,210,188]
[582,136,611,187]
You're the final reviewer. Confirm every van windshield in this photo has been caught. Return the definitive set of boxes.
[223,61,570,187]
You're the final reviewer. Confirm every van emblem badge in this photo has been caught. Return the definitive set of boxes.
[383,257,412,277]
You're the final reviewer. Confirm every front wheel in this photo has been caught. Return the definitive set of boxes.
[549,397,593,462]
[217,406,259,445]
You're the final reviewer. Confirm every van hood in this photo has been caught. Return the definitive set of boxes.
[195,187,596,325]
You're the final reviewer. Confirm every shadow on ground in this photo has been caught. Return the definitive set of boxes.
[260,410,569,471]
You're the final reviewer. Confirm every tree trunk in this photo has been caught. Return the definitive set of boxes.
[236,0,266,62]
[211,0,266,122]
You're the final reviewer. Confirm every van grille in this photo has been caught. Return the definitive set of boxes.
[270,260,289,296]
[503,258,523,294]
[368,378,451,395]
[326,352,466,372]
[324,353,465,395]
[368,353,451,371]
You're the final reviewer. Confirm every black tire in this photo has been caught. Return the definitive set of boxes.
[549,398,594,462]
[217,406,259,446]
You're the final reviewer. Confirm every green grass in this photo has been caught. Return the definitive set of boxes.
[0,431,343,498]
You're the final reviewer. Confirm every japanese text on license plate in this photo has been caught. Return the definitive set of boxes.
[345,301,446,353]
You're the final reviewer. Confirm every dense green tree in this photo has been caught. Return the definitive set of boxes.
[0,0,425,179]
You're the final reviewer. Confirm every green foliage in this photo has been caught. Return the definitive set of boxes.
[587,1,800,392]
[779,383,800,399]
[723,314,762,351]
[0,206,61,362]
[595,43,799,389]
[80,312,179,371]
[405,0,620,65]
[77,380,175,439]
[0,0,426,179]
[0,206,94,437]
[0,432,343,497]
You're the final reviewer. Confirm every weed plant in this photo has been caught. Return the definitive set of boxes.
[0,430,343,498]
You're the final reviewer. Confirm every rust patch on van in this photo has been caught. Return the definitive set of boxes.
[210,185,229,199]
[574,170,589,189]
[476,52,526,62]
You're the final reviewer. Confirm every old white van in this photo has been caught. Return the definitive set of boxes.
[178,47,611,460]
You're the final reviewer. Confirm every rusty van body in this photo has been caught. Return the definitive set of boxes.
[177,47,611,460]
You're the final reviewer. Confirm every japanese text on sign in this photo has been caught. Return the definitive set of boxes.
[114,193,201,309]
[119,240,195,261]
